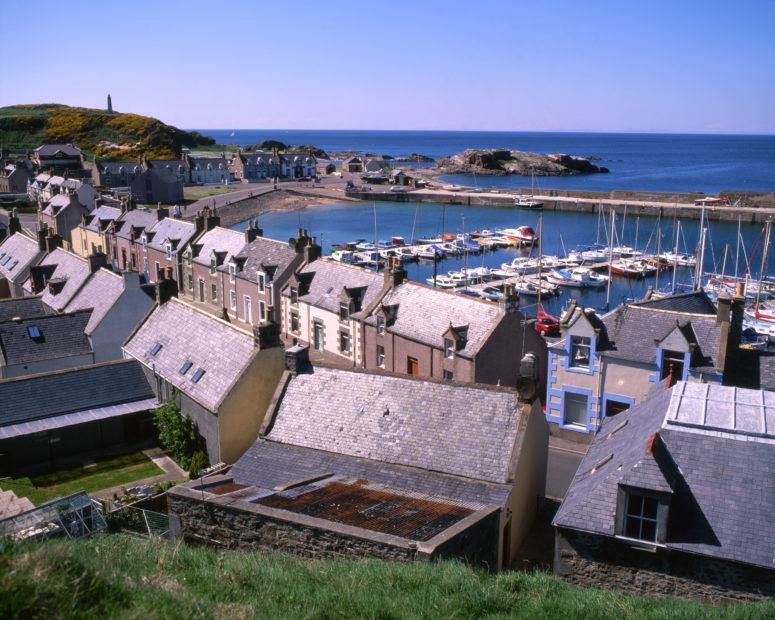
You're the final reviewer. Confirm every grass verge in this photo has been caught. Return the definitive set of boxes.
[183,185,241,201]
[1,535,772,619]
[1,452,163,505]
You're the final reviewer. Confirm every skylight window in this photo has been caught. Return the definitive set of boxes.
[191,368,206,383]
[179,360,193,375]
[0,255,11,266]
[150,342,163,356]
[27,325,41,338]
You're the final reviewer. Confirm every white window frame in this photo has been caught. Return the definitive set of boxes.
[259,300,266,322]
[257,272,266,292]
[243,295,252,323]
[444,338,455,359]
[377,315,386,335]
[230,290,237,311]
[376,344,385,367]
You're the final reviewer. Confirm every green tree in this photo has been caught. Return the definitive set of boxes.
[151,399,206,472]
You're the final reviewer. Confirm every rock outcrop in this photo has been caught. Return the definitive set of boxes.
[436,149,609,176]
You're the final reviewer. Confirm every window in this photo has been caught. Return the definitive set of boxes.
[230,290,237,311]
[407,356,418,375]
[210,257,216,275]
[244,296,252,323]
[166,243,173,259]
[198,279,205,302]
[444,338,455,359]
[257,301,265,322]
[258,272,265,292]
[229,263,236,283]
[570,336,591,368]
[443,369,454,382]
[313,322,324,351]
[563,392,588,427]
[155,262,161,280]
[290,286,298,305]
[27,325,41,339]
[340,331,350,354]
[188,274,193,290]
[377,315,386,335]
[623,493,659,542]
[179,360,193,375]
[377,345,385,367]
[150,342,163,356]
[191,368,206,383]
[660,350,685,386]
[339,302,350,322]
[605,399,631,418]
[211,283,217,302]
[290,312,299,333]
[186,252,192,266]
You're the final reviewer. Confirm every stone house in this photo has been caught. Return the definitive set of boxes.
[341,156,364,173]
[29,175,97,209]
[224,225,316,326]
[129,167,184,204]
[0,360,158,473]
[71,205,122,258]
[122,295,286,465]
[0,309,94,379]
[91,161,144,188]
[230,151,279,181]
[182,224,246,309]
[140,214,197,290]
[38,193,91,246]
[32,144,83,170]
[0,163,32,193]
[106,207,158,273]
[0,227,48,298]
[280,259,385,367]
[64,268,155,362]
[281,153,317,178]
[553,381,775,602]
[143,157,188,185]
[363,277,546,388]
[546,290,742,436]
[167,349,548,570]
[184,153,230,185]
[364,157,391,173]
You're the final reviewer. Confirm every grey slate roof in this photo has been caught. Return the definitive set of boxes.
[266,366,521,484]
[631,290,717,314]
[27,249,93,312]
[187,155,228,169]
[553,381,775,570]
[112,209,157,240]
[232,439,512,507]
[191,227,246,268]
[0,233,42,282]
[97,161,143,175]
[365,281,501,357]
[145,217,196,253]
[0,297,50,322]
[63,268,124,334]
[122,298,257,411]
[287,259,384,316]
[83,205,121,233]
[0,360,154,428]
[35,144,81,157]
[234,236,298,283]
[0,309,92,366]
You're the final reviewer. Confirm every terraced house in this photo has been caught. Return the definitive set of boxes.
[38,193,91,245]
[184,153,230,185]
[545,290,743,436]
[182,224,245,310]
[71,205,122,258]
[106,206,158,272]
[140,212,197,288]
[91,160,144,188]
[0,226,48,298]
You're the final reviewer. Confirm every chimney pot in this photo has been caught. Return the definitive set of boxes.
[516,352,539,403]
[285,344,310,374]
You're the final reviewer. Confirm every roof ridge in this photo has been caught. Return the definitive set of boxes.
[624,304,717,318]
[167,297,254,336]
[0,358,137,384]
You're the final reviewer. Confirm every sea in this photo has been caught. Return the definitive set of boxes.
[199,130,775,194]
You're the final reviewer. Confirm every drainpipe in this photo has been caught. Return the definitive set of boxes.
[596,351,607,431]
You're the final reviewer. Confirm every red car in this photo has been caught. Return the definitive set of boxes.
[535,305,560,337]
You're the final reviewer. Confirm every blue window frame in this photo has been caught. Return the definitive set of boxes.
[150,342,162,356]
[191,368,206,383]
[179,360,193,375]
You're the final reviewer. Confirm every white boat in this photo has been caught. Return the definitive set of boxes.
[610,245,644,258]
[331,250,359,264]
[659,251,697,267]
[549,267,607,288]
[426,275,457,289]
[514,195,544,209]
[499,226,539,245]
[355,241,376,251]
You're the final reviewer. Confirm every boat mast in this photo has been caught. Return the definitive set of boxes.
[655,215,661,291]
[720,244,729,281]
[410,203,419,244]
[606,209,615,310]
[462,215,468,291]
[671,221,680,293]
[755,220,772,309]
[373,202,378,270]
[621,205,627,247]
[537,213,544,306]
[734,213,742,278]
[693,203,706,291]
[634,216,640,253]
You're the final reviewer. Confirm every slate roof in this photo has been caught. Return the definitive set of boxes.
[0,297,50,322]
[123,298,257,411]
[631,290,717,315]
[232,439,513,507]
[187,155,228,169]
[0,309,92,366]
[286,259,384,316]
[266,366,521,484]
[146,159,185,170]
[27,249,93,312]
[553,381,775,570]
[0,233,41,282]
[35,144,81,157]
[234,236,298,283]
[145,218,196,253]
[112,208,157,240]
[63,268,124,334]
[0,360,154,428]
[83,205,121,233]
[364,281,501,357]
[41,193,80,216]
[191,227,246,268]
[97,161,143,175]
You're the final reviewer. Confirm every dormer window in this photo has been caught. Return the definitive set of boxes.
[377,315,386,335]
[141,234,148,249]
[660,350,685,386]
[186,251,192,266]
[165,242,173,259]
[444,338,455,359]
[258,272,266,292]
[290,286,298,305]
[623,492,659,542]
[229,263,236,283]
[570,336,591,368]
[339,302,350,322]
[210,256,217,275]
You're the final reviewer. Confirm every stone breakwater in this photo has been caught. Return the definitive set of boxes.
[436,149,609,176]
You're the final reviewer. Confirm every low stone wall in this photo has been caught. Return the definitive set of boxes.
[554,529,775,603]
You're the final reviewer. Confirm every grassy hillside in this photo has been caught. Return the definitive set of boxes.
[0,104,215,160]
[1,535,771,619]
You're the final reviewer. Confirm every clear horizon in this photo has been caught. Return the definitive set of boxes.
[2,0,774,134]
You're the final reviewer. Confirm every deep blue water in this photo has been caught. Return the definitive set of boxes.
[199,129,775,193]
[233,200,772,317]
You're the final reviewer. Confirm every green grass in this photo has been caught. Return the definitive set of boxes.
[1,452,163,505]
[0,535,771,619]
[183,185,241,201]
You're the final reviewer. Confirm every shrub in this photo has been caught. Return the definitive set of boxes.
[187,451,208,479]
[151,399,203,471]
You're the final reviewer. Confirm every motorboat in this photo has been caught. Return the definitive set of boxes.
[658,251,697,267]
[610,259,653,278]
[479,286,504,301]
[610,245,644,258]
[330,250,359,265]
[426,275,457,289]
[355,241,376,251]
[548,267,607,288]
[499,226,539,245]
[514,195,544,209]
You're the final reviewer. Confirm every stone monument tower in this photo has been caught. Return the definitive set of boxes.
[107,94,113,114]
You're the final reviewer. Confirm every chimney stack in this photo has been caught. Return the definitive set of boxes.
[516,352,539,403]
[37,225,49,251]
[44,229,63,253]
[194,210,205,235]
[156,205,169,221]
[384,255,407,288]
[253,321,280,349]
[244,219,263,244]
[303,236,322,264]
[499,284,519,314]
[155,269,178,305]
[88,250,108,273]
[284,344,310,375]
[8,209,21,235]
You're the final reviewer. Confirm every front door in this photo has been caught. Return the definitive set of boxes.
[314,323,324,350]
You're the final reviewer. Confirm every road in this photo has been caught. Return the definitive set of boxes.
[545,438,586,500]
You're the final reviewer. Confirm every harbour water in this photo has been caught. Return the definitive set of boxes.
[233,200,773,317]
[201,129,775,193]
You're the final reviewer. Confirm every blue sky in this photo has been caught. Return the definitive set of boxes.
[2,1,774,133]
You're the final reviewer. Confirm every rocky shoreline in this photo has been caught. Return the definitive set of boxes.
[435,149,609,176]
